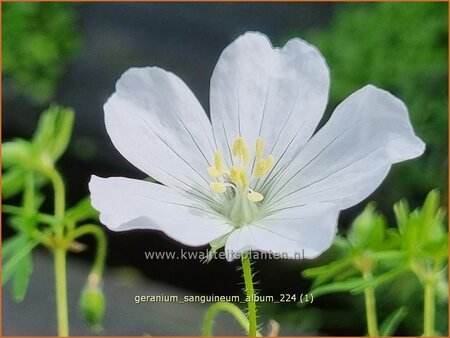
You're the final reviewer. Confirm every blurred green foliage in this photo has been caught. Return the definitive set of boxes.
[268,191,447,336]
[3,105,75,199]
[304,2,448,203]
[302,191,447,336]
[2,106,76,300]
[2,106,105,333]
[3,3,81,104]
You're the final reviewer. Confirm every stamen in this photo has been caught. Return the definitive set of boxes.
[254,155,274,178]
[207,136,274,223]
[208,151,226,177]
[256,137,264,159]
[210,182,227,193]
[214,151,224,171]
[230,166,241,184]
[208,167,223,177]
[247,191,264,202]
[232,137,249,164]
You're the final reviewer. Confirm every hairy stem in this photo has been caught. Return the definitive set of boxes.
[242,252,257,336]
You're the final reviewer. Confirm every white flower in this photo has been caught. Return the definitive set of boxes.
[89,32,425,260]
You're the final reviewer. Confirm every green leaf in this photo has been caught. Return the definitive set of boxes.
[302,258,351,278]
[8,212,40,233]
[303,258,353,287]
[394,190,448,262]
[2,168,26,199]
[308,267,408,300]
[419,189,445,239]
[350,267,407,294]
[2,239,38,285]
[420,234,448,259]
[2,234,27,261]
[65,197,99,223]
[307,278,368,299]
[370,250,405,262]
[12,250,33,302]
[421,190,440,226]
[379,306,408,336]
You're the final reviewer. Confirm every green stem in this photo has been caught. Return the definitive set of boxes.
[241,252,257,336]
[423,278,436,336]
[363,271,379,337]
[39,165,66,237]
[44,166,69,336]
[202,301,261,336]
[54,247,69,336]
[68,224,107,277]
[23,173,35,214]
[46,167,66,222]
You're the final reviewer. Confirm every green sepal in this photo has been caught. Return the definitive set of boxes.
[33,105,75,163]
[348,203,388,251]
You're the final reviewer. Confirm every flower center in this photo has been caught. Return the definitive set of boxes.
[207,137,274,226]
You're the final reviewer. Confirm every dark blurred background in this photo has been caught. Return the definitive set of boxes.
[2,2,448,335]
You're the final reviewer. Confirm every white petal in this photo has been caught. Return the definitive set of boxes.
[210,32,329,166]
[89,175,233,246]
[225,203,339,260]
[104,67,216,197]
[264,85,425,210]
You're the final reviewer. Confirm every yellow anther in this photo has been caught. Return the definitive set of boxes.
[232,137,244,156]
[208,137,274,208]
[254,155,275,178]
[230,166,241,184]
[232,137,249,164]
[214,151,224,171]
[247,191,264,202]
[208,167,223,177]
[210,182,227,194]
[256,137,265,159]
[208,151,226,177]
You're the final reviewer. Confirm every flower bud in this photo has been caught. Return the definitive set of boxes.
[80,284,105,330]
